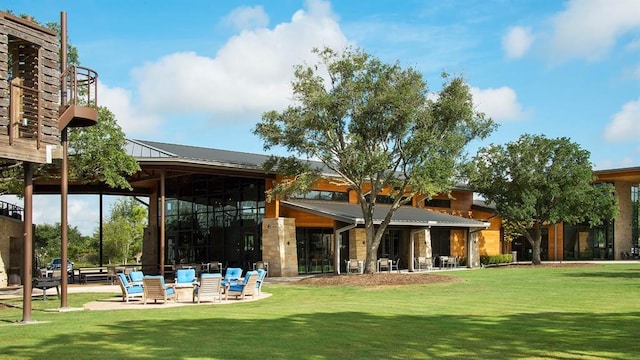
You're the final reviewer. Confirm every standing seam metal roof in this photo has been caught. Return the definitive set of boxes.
[281,200,490,228]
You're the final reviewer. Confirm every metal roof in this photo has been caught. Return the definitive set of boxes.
[281,200,490,228]
[128,139,272,168]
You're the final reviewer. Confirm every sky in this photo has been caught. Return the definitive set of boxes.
[3,0,640,235]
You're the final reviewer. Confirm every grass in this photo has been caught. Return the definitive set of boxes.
[1,264,639,359]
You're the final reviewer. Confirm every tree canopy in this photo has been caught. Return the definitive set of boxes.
[0,106,139,195]
[466,134,618,264]
[254,47,495,273]
[99,197,147,265]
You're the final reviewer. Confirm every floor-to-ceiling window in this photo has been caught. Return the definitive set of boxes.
[563,221,614,260]
[161,174,265,268]
[296,228,334,274]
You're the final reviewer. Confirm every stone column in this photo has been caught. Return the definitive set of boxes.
[468,230,480,268]
[348,227,367,260]
[614,181,633,259]
[262,218,298,277]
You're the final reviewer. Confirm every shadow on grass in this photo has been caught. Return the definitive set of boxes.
[2,310,639,359]
[561,267,640,280]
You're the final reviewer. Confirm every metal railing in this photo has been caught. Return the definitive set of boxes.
[60,65,98,109]
[0,199,23,220]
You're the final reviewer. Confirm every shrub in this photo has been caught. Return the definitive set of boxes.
[480,254,513,265]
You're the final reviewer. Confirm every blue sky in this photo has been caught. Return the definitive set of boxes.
[4,0,640,234]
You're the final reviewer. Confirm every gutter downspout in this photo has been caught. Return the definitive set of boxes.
[335,223,357,275]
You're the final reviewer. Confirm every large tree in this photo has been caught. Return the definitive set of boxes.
[99,198,147,264]
[254,47,494,273]
[466,134,618,265]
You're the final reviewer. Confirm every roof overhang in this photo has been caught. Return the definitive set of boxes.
[281,200,490,229]
[594,166,640,184]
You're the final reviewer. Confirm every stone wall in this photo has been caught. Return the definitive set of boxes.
[0,215,24,287]
[262,217,298,277]
[615,181,633,259]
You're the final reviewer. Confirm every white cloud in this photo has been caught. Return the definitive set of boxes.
[131,0,350,123]
[222,5,269,31]
[502,26,534,59]
[546,0,640,62]
[470,86,527,122]
[98,82,163,138]
[604,98,640,142]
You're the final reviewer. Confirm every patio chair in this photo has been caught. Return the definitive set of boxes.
[142,276,176,304]
[116,273,144,303]
[255,268,267,295]
[415,256,433,271]
[222,267,243,287]
[378,258,391,273]
[347,259,362,274]
[253,261,269,276]
[175,268,197,287]
[128,270,144,286]
[208,261,222,273]
[227,271,259,300]
[193,273,223,304]
[391,257,401,273]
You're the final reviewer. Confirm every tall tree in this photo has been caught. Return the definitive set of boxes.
[34,222,90,265]
[254,47,494,273]
[99,198,147,264]
[466,134,618,264]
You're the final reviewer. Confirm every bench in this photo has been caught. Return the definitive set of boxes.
[78,267,109,284]
[32,277,60,300]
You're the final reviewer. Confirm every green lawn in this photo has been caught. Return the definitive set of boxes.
[1,264,639,359]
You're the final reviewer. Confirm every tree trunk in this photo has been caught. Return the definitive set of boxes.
[364,223,378,273]
[527,223,543,265]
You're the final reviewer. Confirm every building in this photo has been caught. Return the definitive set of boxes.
[126,139,501,277]
[2,138,639,286]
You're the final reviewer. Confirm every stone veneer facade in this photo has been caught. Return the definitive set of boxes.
[262,217,298,277]
[0,216,25,287]
[614,181,633,259]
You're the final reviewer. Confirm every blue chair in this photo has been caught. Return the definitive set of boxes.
[222,267,243,287]
[143,275,176,304]
[175,268,197,285]
[116,273,144,303]
[128,270,144,286]
[256,268,266,295]
[227,271,259,300]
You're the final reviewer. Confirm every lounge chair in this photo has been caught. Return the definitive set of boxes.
[222,267,243,287]
[116,273,144,303]
[227,271,259,300]
[193,273,223,304]
[253,261,269,276]
[347,259,362,274]
[175,268,197,286]
[208,261,222,273]
[378,258,391,273]
[128,270,144,286]
[415,256,433,271]
[142,276,176,304]
[255,268,267,295]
